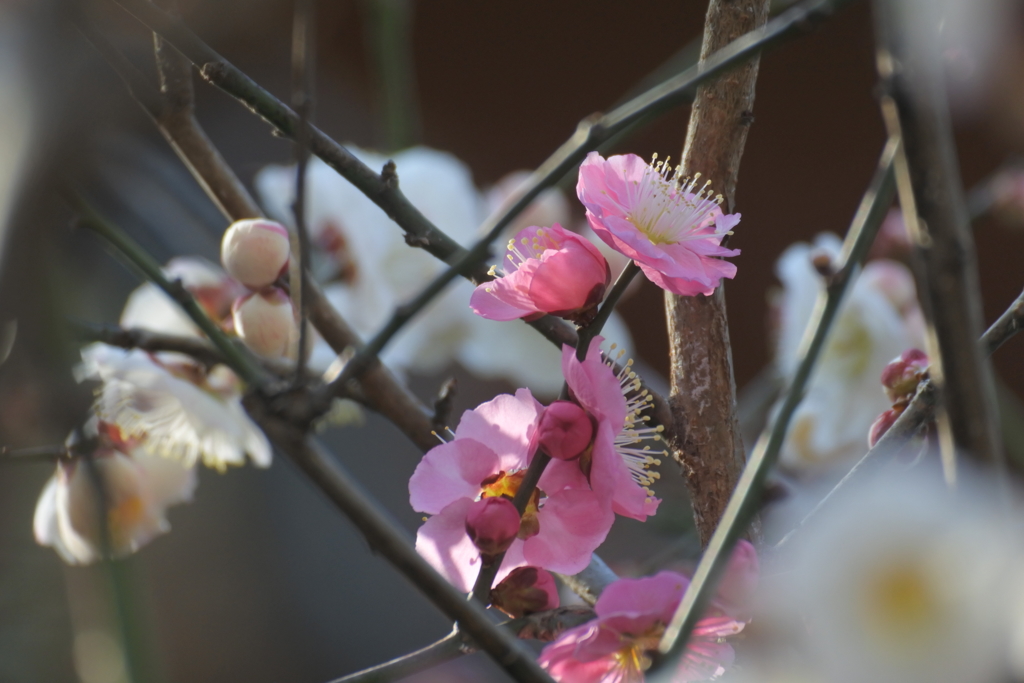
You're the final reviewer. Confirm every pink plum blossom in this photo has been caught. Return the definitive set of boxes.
[491,566,560,618]
[538,570,747,683]
[410,389,614,592]
[544,336,662,521]
[577,152,740,297]
[471,224,611,325]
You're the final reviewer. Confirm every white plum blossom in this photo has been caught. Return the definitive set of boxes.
[79,345,271,471]
[775,469,1021,683]
[772,234,924,471]
[33,422,197,565]
[256,146,632,395]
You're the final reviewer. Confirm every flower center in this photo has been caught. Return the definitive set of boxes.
[626,154,725,246]
[479,470,541,539]
[498,227,562,274]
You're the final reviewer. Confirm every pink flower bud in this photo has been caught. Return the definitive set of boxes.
[536,401,594,461]
[232,288,296,358]
[221,219,291,289]
[465,497,520,558]
[880,348,929,403]
[868,407,901,448]
[490,566,559,618]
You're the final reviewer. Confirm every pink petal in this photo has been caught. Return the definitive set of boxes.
[561,338,627,428]
[414,498,482,593]
[595,571,689,625]
[409,438,499,514]
[589,422,660,521]
[523,488,614,574]
[454,388,543,471]
[470,275,539,321]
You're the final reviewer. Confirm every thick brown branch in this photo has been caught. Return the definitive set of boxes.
[666,0,771,547]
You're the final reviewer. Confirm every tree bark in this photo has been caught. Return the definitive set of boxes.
[666,0,770,546]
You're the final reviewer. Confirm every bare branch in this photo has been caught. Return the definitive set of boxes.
[431,377,457,434]
[657,141,899,660]
[70,320,224,367]
[291,0,315,384]
[330,606,595,683]
[0,445,70,464]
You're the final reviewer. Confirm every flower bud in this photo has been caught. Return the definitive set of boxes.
[490,566,559,618]
[232,288,296,358]
[465,497,520,558]
[536,401,593,461]
[221,219,291,289]
[880,348,929,403]
[868,407,900,448]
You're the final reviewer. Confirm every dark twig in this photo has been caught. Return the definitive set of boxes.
[983,288,1024,356]
[291,0,315,385]
[431,377,457,434]
[657,141,898,659]
[576,261,641,361]
[70,320,224,367]
[328,633,463,683]
[875,0,1003,474]
[0,445,71,463]
[107,0,856,436]
[330,607,596,683]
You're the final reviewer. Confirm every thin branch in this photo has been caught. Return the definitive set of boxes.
[555,555,619,607]
[0,445,71,463]
[330,607,595,683]
[329,633,463,683]
[983,288,1024,356]
[657,140,899,659]
[71,195,269,386]
[70,320,225,367]
[106,0,858,437]
[875,0,1003,474]
[291,0,315,384]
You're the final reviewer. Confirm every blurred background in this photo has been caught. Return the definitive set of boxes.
[1,0,1023,681]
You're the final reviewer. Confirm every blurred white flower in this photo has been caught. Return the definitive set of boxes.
[33,422,197,565]
[79,345,271,471]
[773,234,924,471]
[776,470,1019,683]
[256,146,632,394]
[485,170,571,237]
